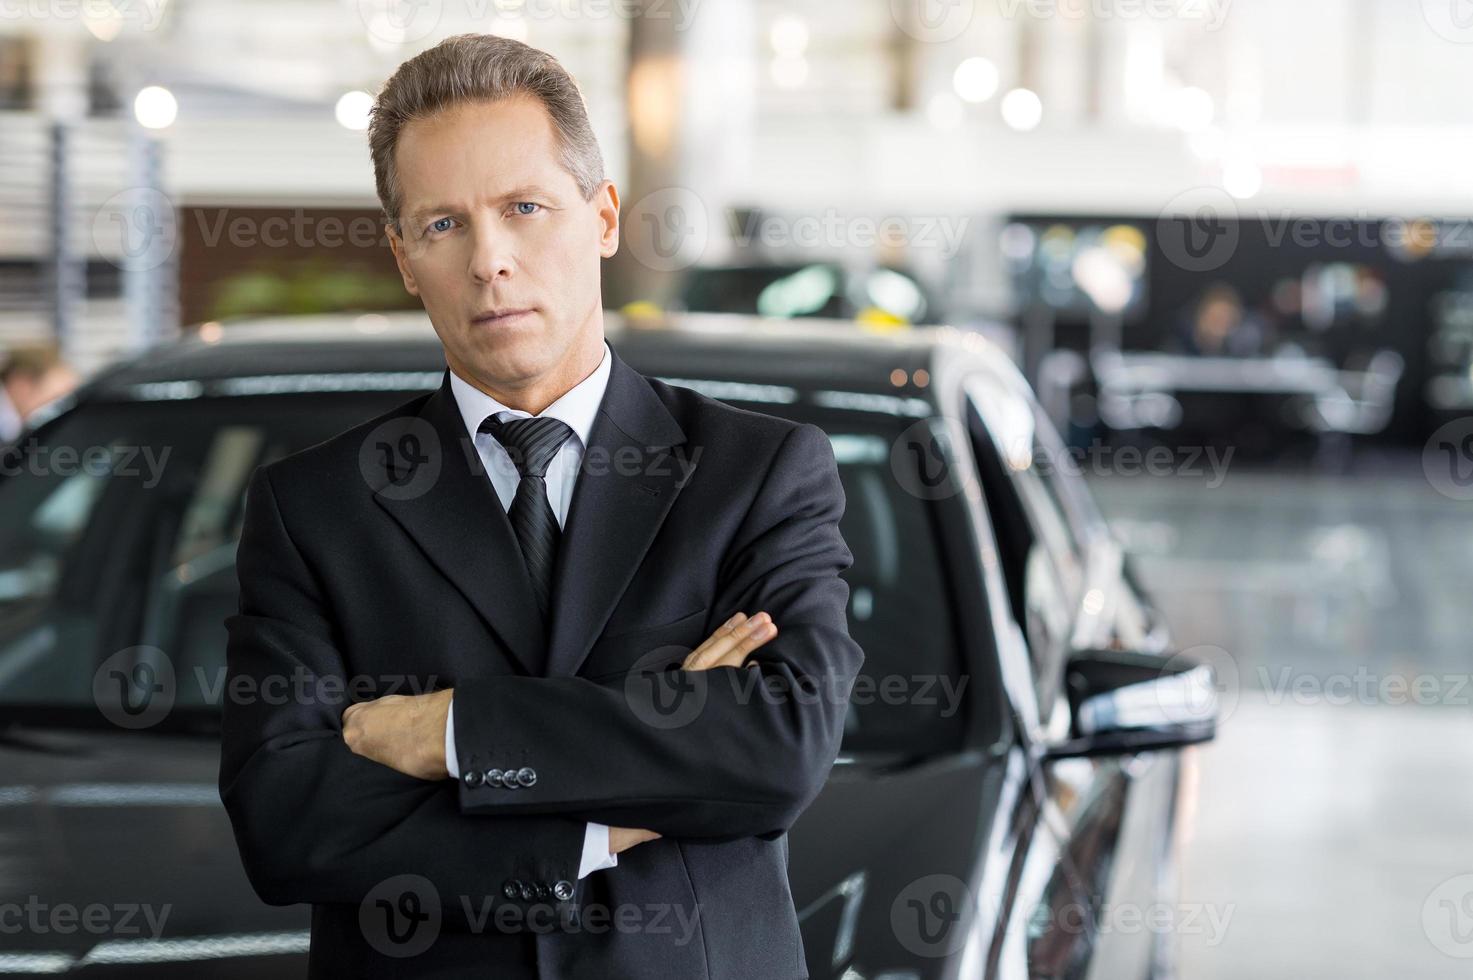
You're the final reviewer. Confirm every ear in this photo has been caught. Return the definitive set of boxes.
[385,222,421,296]
[595,180,620,258]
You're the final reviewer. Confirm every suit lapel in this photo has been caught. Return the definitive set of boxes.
[545,346,697,677]
[370,370,548,676]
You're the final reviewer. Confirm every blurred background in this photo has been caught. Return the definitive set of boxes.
[2,1,1473,978]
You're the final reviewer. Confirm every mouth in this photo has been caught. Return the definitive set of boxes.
[471,308,535,327]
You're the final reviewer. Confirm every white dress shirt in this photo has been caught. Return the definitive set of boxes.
[443,340,618,880]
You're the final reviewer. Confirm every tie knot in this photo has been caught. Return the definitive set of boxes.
[479,414,574,478]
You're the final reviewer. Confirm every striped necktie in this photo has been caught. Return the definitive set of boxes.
[478,414,575,624]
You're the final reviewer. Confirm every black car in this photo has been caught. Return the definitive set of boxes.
[0,311,1215,979]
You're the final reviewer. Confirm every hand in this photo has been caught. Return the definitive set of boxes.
[608,825,662,854]
[681,611,778,671]
[342,687,454,781]
[607,613,779,854]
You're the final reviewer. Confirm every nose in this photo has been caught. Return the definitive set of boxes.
[467,219,515,283]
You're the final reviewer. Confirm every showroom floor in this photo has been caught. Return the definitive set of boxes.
[1090,456,1473,979]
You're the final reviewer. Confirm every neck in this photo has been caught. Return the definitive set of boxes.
[452,332,604,416]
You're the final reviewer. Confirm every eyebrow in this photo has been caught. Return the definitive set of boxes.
[404,185,556,226]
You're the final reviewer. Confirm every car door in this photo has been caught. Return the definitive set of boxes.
[961,372,1183,980]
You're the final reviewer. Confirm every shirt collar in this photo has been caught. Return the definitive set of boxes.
[448,340,612,451]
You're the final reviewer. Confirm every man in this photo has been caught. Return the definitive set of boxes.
[219,33,862,979]
[0,345,79,443]
[1172,282,1268,357]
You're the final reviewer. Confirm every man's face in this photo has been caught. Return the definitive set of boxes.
[387,96,619,393]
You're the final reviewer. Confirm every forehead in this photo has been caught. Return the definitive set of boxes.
[395,96,574,207]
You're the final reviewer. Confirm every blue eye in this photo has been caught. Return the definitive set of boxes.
[514,202,540,216]
[428,217,455,234]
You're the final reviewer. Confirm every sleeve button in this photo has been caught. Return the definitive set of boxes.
[516,766,537,788]
[503,880,520,900]
[485,768,504,788]
[462,770,483,788]
[552,880,574,901]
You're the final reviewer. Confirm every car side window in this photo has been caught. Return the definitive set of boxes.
[963,379,1083,714]
[824,428,968,757]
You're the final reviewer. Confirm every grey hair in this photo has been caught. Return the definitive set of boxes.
[368,33,606,231]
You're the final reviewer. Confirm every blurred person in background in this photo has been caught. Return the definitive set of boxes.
[1172,282,1272,357]
[0,345,79,443]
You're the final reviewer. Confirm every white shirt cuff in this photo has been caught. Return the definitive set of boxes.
[448,700,615,879]
[444,698,459,779]
[578,822,618,879]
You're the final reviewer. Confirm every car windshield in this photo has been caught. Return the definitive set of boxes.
[0,386,965,751]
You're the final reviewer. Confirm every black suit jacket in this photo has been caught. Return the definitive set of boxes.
[219,343,864,978]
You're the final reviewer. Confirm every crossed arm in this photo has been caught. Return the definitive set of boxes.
[219,422,862,913]
[340,610,782,858]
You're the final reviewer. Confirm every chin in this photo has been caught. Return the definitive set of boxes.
[468,343,552,384]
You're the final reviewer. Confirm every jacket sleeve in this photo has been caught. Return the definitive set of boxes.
[451,422,864,840]
[219,464,588,927]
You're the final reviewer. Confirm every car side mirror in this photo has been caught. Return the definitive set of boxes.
[1045,648,1217,759]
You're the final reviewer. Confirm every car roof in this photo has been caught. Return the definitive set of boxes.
[89,310,1016,406]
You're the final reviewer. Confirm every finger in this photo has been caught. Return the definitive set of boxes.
[682,613,750,670]
[684,612,746,663]
[686,612,769,670]
[709,620,777,669]
[694,614,773,670]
